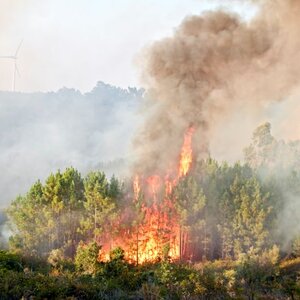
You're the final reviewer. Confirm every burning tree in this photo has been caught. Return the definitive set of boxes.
[96,126,201,264]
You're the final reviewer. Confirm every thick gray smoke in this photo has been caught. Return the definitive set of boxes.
[134,0,300,174]
[132,0,300,246]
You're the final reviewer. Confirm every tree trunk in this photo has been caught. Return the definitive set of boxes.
[94,206,97,242]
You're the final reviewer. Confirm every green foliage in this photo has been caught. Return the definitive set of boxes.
[174,176,206,260]
[231,177,272,256]
[47,248,65,268]
[0,250,22,271]
[7,168,85,256]
[292,237,300,257]
[0,250,298,299]
[235,246,280,299]
[75,241,101,275]
[101,247,135,289]
[47,248,74,272]
[4,123,300,298]
[7,168,121,260]
[81,171,118,242]
[153,261,231,299]
[244,122,275,169]
[279,257,300,299]
[0,268,112,300]
[139,283,161,300]
[110,247,125,261]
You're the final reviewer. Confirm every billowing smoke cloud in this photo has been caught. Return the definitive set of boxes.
[131,0,300,248]
[133,0,300,174]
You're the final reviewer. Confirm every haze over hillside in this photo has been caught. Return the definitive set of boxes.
[0,81,143,207]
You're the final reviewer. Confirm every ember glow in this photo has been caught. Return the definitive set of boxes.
[100,127,195,264]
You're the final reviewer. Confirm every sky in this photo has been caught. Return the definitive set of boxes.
[0,0,256,92]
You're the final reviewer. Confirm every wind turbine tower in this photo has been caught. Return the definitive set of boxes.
[0,40,23,92]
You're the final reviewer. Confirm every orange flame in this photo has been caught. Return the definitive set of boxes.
[178,127,195,178]
[98,127,195,264]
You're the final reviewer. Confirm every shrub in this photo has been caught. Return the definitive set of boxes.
[0,250,23,271]
[235,246,280,299]
[75,241,101,275]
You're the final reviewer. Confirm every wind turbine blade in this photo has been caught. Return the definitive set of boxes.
[15,40,23,57]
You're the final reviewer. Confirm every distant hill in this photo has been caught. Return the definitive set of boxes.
[0,81,143,207]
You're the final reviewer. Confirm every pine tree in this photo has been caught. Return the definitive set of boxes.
[231,177,272,256]
[81,171,117,244]
[174,176,206,261]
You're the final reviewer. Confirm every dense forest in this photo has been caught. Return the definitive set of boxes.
[1,123,300,299]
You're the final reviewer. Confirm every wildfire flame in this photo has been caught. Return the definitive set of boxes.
[99,127,195,264]
[178,127,195,178]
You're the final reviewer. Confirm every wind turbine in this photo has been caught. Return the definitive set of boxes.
[0,40,23,92]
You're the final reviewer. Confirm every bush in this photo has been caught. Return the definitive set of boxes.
[75,241,101,275]
[235,246,280,299]
[0,250,23,271]
[48,248,65,268]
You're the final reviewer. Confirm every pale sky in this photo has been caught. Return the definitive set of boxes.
[0,0,256,92]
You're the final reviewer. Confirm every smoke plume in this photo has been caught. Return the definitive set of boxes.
[134,0,300,174]
[130,0,300,251]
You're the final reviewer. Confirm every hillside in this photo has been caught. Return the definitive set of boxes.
[0,82,143,207]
